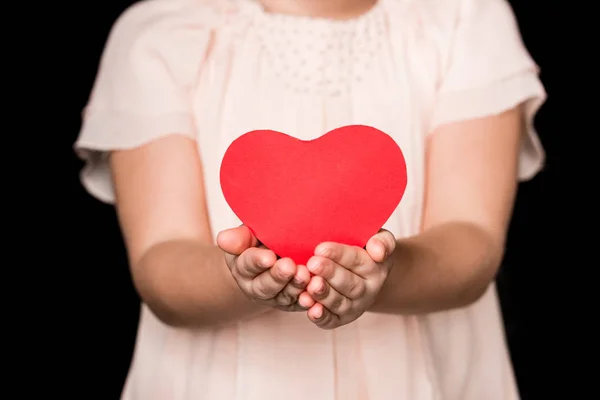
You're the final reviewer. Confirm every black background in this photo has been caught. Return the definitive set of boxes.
[58,1,571,398]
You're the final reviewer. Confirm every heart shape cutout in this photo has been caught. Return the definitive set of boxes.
[220,125,408,265]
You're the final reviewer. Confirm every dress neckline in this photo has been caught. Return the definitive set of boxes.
[239,0,384,27]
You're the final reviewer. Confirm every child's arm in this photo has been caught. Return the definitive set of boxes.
[110,135,306,328]
[75,4,310,326]
[301,107,525,328]
[369,0,545,315]
[372,106,523,314]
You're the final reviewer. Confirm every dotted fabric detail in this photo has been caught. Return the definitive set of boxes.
[244,1,387,96]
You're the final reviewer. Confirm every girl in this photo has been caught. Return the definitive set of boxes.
[75,0,546,398]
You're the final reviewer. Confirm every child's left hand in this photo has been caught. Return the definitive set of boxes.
[298,230,396,329]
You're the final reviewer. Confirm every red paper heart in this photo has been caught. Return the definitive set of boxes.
[220,125,407,266]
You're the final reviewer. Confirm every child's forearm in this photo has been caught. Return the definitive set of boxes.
[371,222,503,314]
[132,240,268,328]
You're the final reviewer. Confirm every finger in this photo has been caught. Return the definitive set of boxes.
[234,247,277,279]
[365,229,396,263]
[307,256,365,299]
[251,257,296,300]
[293,265,311,289]
[314,242,367,271]
[274,265,311,306]
[217,225,259,256]
[298,291,316,309]
[306,276,352,316]
[307,303,339,330]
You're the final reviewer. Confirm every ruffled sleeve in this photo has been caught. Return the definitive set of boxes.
[430,0,546,181]
[74,0,216,203]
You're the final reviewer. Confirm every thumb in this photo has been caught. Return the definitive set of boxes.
[216,225,259,256]
[365,229,396,263]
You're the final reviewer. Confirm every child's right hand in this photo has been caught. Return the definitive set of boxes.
[217,226,310,311]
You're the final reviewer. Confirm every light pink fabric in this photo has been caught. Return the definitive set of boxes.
[75,0,546,398]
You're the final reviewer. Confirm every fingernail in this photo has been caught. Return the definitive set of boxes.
[314,308,323,319]
[307,258,323,274]
[315,245,329,257]
[293,277,304,286]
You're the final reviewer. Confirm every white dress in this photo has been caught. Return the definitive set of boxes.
[75,0,546,398]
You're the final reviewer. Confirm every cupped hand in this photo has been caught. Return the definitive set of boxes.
[298,229,396,329]
[217,226,311,311]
